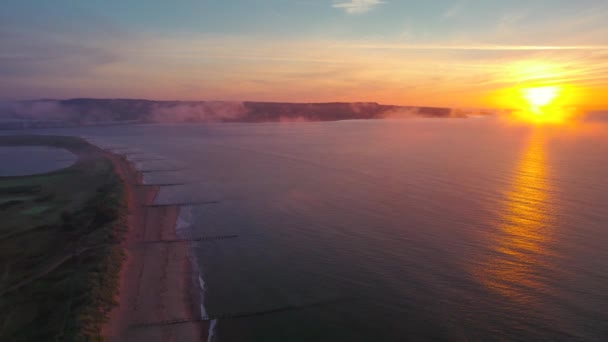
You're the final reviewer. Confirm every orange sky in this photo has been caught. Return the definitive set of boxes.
[2,1,608,110]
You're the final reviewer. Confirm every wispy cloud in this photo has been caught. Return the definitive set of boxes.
[337,43,608,51]
[333,0,385,14]
[113,34,608,104]
[0,28,118,78]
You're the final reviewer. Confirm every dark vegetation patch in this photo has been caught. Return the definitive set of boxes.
[0,135,126,341]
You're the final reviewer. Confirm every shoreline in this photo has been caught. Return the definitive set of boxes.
[103,151,207,341]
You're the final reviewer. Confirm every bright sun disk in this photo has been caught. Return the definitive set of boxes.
[522,86,559,107]
[508,85,577,125]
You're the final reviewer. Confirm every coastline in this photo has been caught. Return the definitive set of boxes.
[103,151,207,341]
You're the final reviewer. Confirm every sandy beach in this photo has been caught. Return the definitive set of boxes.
[103,152,207,341]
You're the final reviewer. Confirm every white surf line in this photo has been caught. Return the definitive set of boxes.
[176,205,217,342]
[207,319,218,342]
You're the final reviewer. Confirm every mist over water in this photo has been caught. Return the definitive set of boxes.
[29,118,608,341]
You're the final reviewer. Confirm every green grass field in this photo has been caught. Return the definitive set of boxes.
[0,136,126,341]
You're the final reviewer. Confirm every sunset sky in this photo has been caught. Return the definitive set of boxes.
[2,0,608,109]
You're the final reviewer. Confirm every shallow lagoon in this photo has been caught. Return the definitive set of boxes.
[0,146,76,177]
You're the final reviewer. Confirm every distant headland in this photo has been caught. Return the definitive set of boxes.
[0,99,487,130]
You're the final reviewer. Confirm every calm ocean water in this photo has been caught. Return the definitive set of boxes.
[28,118,608,340]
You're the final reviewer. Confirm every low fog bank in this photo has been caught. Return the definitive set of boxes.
[381,106,498,119]
[0,99,247,129]
[0,98,491,130]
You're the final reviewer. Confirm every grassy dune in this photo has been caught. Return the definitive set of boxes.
[0,136,126,341]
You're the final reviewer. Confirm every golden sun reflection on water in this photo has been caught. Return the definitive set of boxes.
[476,133,554,303]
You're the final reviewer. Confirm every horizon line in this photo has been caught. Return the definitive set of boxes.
[2,97,607,112]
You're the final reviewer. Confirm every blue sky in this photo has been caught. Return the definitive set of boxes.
[1,0,608,107]
[4,1,605,41]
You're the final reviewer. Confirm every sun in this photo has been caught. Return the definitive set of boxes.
[498,85,578,125]
[489,59,583,125]
[522,86,559,107]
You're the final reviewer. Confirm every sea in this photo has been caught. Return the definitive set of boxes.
[10,117,608,341]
